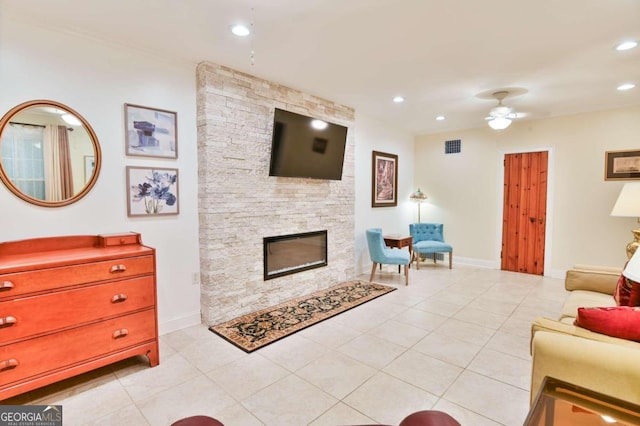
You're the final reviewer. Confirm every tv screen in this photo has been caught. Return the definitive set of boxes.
[269,108,348,180]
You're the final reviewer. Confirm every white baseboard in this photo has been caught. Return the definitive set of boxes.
[158,311,202,336]
[453,256,500,269]
[358,256,566,279]
[546,268,566,279]
[446,256,567,279]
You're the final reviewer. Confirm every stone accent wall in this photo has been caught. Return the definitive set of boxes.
[196,62,356,325]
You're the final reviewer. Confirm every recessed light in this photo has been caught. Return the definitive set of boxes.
[393,96,405,103]
[435,115,445,121]
[617,83,636,91]
[616,40,638,51]
[231,24,251,37]
[61,113,82,126]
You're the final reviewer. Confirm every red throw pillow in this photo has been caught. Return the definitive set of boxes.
[574,306,640,341]
[614,269,640,307]
[630,280,640,306]
[614,273,629,306]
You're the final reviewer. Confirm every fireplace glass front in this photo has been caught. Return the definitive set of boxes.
[263,230,327,280]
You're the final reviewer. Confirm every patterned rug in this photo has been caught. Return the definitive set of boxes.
[209,280,396,353]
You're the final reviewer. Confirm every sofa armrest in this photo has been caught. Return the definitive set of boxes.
[531,317,640,350]
[530,318,640,406]
[565,264,621,294]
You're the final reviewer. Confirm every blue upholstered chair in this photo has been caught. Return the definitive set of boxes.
[409,223,453,269]
[366,228,411,285]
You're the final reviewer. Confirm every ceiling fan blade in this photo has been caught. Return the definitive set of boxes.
[507,111,527,119]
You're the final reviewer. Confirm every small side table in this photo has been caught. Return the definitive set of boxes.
[383,235,413,273]
[524,376,640,425]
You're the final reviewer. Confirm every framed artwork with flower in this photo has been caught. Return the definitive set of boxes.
[372,150,398,207]
[126,166,179,217]
[125,103,178,159]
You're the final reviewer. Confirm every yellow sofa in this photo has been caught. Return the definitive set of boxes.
[530,264,640,406]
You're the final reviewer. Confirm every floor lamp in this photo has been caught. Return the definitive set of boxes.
[410,188,428,222]
[611,182,640,259]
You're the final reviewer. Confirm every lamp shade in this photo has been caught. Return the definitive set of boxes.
[611,183,640,217]
[623,248,640,282]
[410,188,427,202]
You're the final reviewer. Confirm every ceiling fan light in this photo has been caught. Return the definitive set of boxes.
[490,105,512,117]
[488,117,512,130]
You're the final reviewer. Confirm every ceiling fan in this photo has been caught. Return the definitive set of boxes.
[486,90,521,130]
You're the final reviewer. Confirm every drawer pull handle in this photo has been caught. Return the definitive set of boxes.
[113,329,129,339]
[111,294,128,304]
[0,359,18,372]
[0,316,16,328]
[110,264,127,273]
[0,281,14,291]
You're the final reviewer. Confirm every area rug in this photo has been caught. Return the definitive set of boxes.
[209,280,396,353]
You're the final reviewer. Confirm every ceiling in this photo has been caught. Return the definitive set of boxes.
[2,0,640,135]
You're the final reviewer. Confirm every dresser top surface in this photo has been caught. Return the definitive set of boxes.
[0,234,154,274]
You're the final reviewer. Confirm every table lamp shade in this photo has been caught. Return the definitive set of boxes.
[624,249,640,282]
[410,188,428,202]
[611,182,640,259]
[611,183,640,217]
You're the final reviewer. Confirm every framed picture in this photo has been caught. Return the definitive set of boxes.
[124,103,177,158]
[84,155,95,184]
[126,166,179,217]
[372,150,398,207]
[605,150,640,180]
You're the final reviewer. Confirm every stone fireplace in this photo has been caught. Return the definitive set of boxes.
[264,230,328,280]
[196,62,355,325]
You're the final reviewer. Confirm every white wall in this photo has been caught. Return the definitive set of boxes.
[354,112,416,274]
[0,19,201,334]
[415,106,640,275]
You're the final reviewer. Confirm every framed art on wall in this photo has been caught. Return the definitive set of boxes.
[124,103,177,158]
[605,150,640,180]
[372,150,398,207]
[126,166,179,217]
[84,155,95,184]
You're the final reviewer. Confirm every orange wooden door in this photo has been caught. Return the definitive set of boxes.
[501,151,548,275]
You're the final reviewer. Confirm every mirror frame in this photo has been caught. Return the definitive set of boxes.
[0,99,102,207]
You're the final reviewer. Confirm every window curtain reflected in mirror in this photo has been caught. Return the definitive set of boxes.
[43,124,74,201]
[1,124,45,199]
[0,123,74,201]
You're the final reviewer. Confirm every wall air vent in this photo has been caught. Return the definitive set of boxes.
[445,139,461,154]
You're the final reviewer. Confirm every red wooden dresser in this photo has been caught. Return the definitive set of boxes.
[0,232,159,400]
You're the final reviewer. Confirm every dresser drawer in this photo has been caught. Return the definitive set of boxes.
[99,233,139,247]
[0,276,155,344]
[0,255,154,299]
[0,309,156,386]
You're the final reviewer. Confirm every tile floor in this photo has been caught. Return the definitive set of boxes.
[4,263,568,425]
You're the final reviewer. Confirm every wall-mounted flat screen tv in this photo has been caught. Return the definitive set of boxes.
[268,108,348,180]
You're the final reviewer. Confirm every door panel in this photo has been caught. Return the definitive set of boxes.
[501,151,548,275]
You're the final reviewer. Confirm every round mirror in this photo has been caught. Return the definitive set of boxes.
[0,100,101,207]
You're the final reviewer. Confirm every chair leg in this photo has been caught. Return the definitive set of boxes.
[404,264,409,286]
[414,252,420,270]
[370,262,378,282]
[449,251,453,269]
[433,253,436,264]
